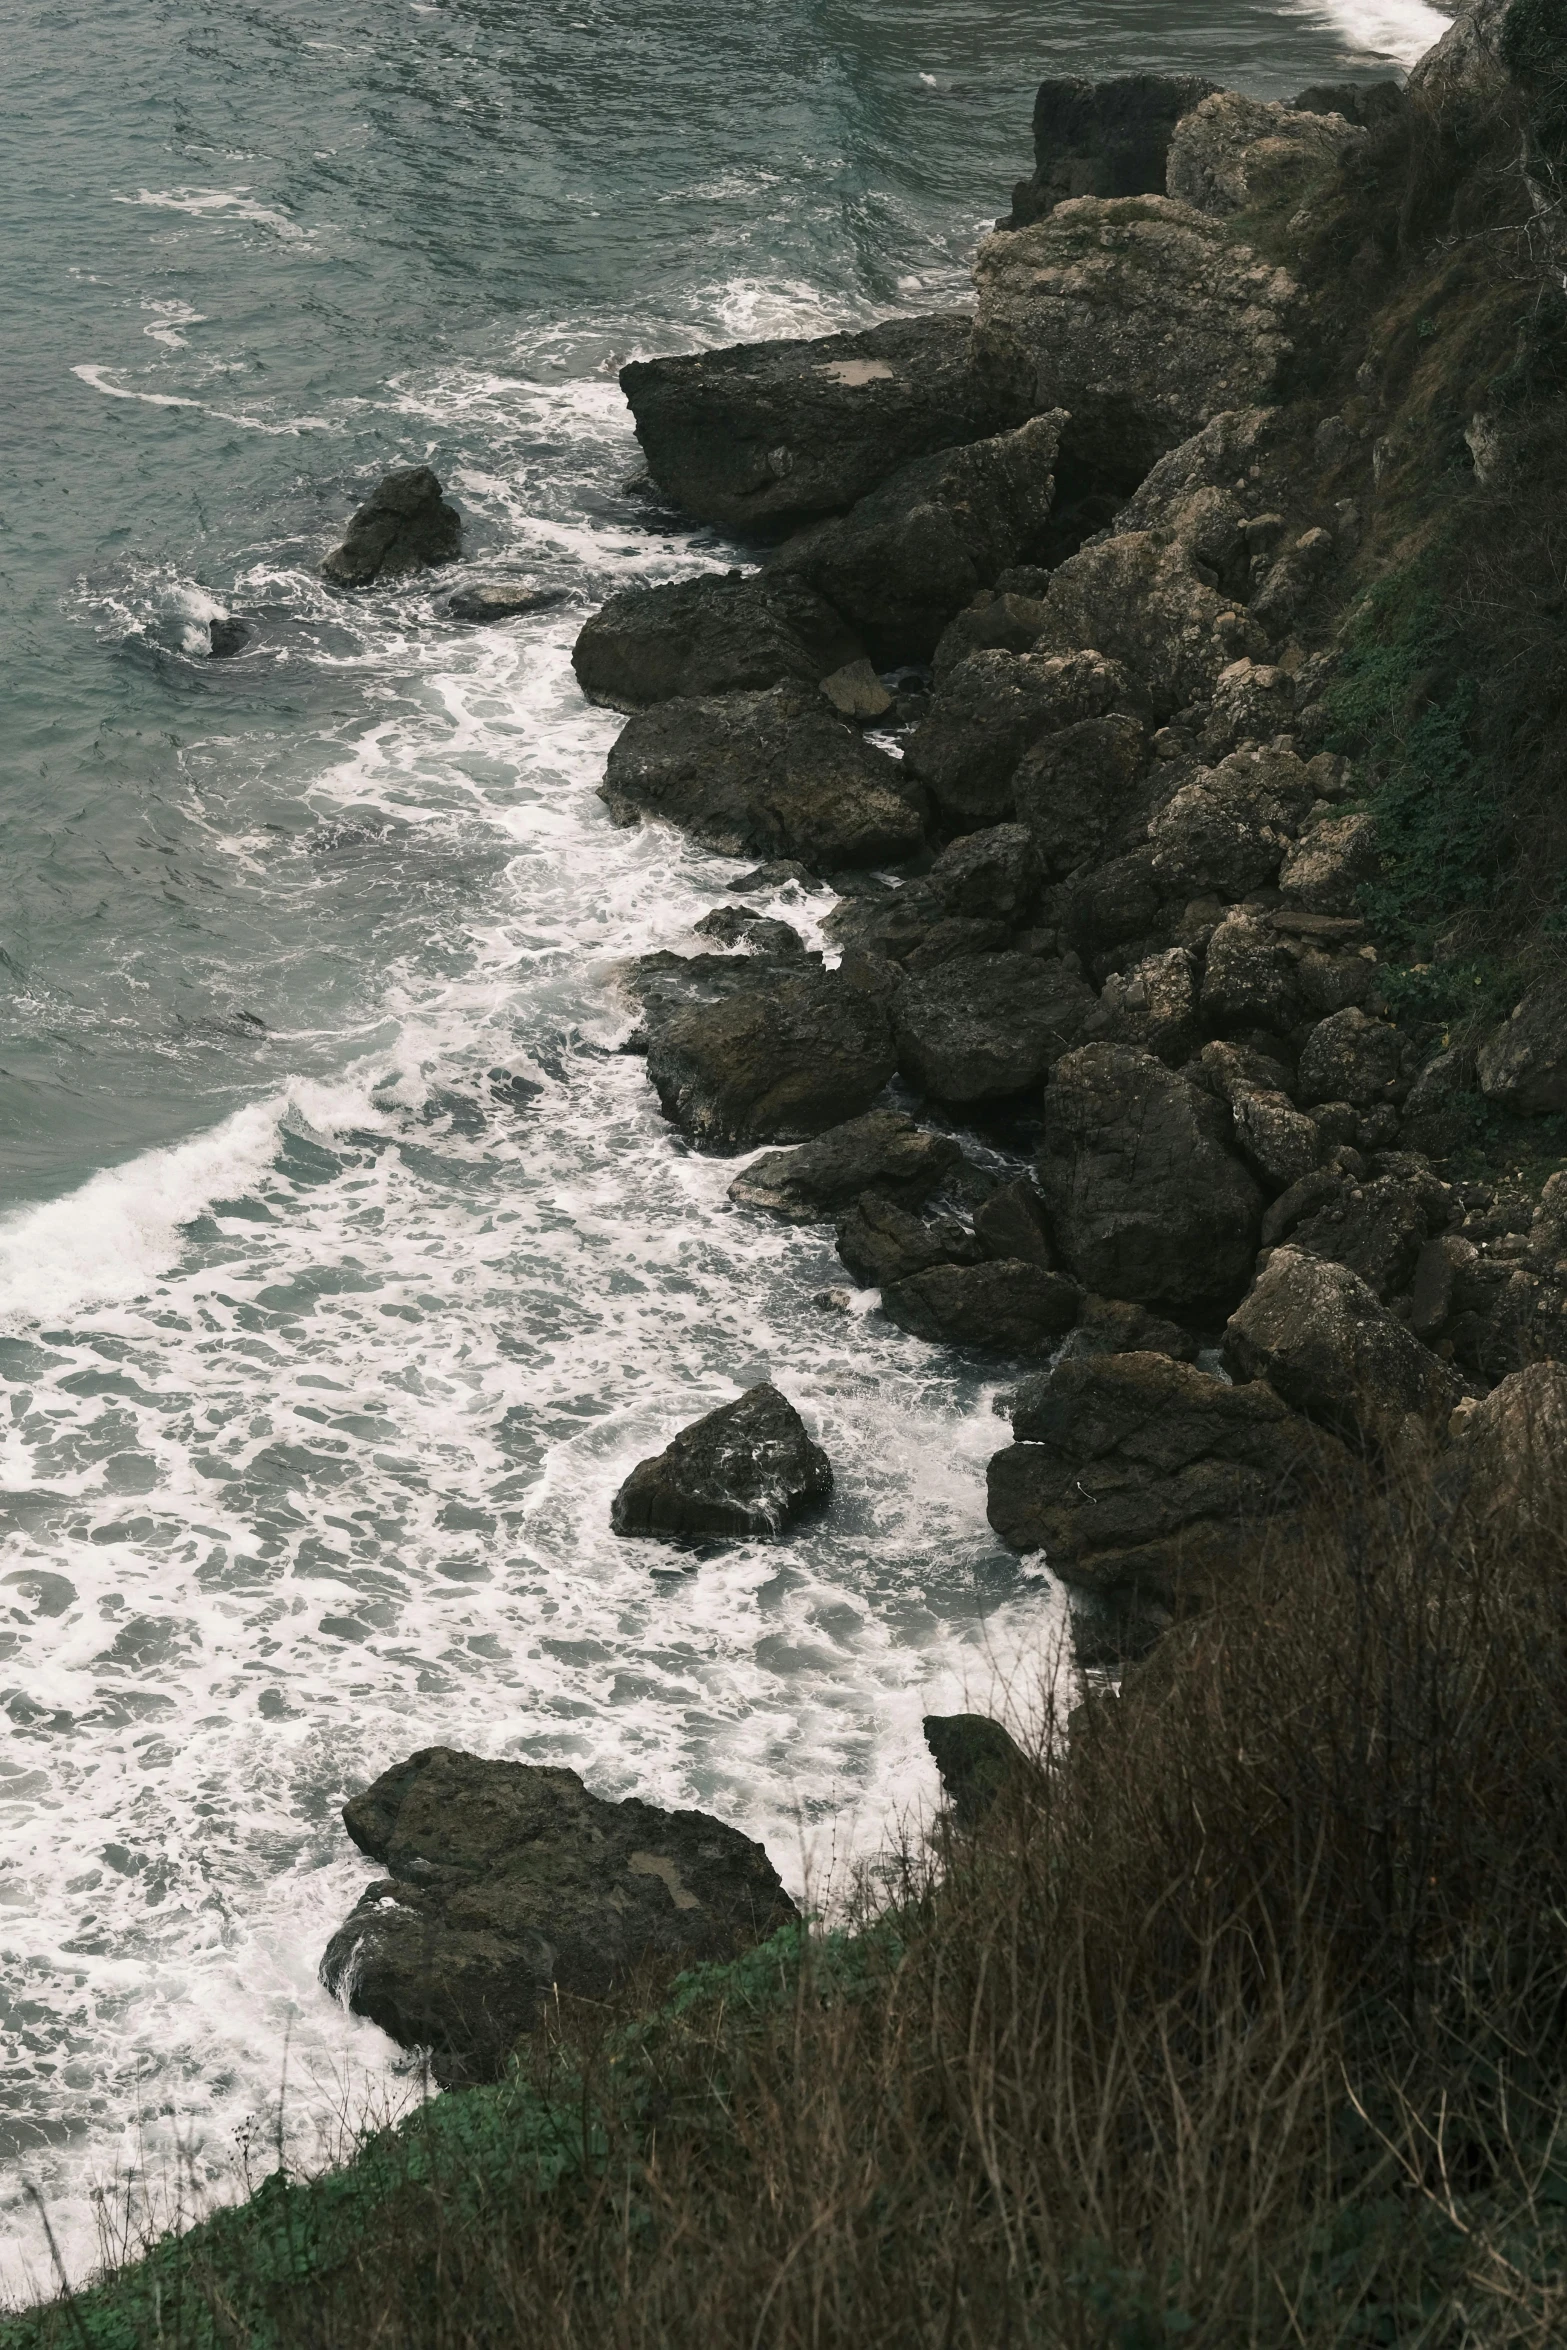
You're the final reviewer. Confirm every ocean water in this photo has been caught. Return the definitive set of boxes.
[1,0,1451,2294]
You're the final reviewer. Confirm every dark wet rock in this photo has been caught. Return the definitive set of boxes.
[882,1258,1080,1353]
[1297,1006,1408,1108]
[727,1110,963,1222]
[1058,1295,1200,1363]
[601,684,923,873]
[611,1381,831,1539]
[931,588,1050,683]
[923,1713,1029,1828]
[1012,712,1153,876]
[1057,851,1165,967]
[1477,973,1567,1114]
[620,948,809,1033]
[572,573,862,711]
[987,1349,1341,1602]
[1097,947,1199,1064]
[835,1193,984,1288]
[926,825,1043,923]
[692,905,806,956]
[644,961,896,1151]
[448,582,570,623]
[619,316,1028,535]
[321,1746,796,2083]
[819,658,894,720]
[903,919,1013,972]
[905,646,1146,833]
[769,411,1065,663]
[894,952,1098,1106]
[1286,1175,1442,1301]
[1003,74,1220,227]
[1223,1246,1458,1443]
[322,466,463,588]
[1038,1044,1264,1315]
[1147,745,1318,898]
[974,1176,1056,1268]
[208,616,249,657]
[972,202,1299,480]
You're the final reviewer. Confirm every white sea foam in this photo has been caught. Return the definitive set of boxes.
[113,187,312,241]
[1286,0,1454,67]
[70,364,331,434]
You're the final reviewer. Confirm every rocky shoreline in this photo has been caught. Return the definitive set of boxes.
[314,1,1567,2079]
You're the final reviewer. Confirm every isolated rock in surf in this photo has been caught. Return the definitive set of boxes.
[322,1746,796,2083]
[321,466,463,587]
[610,1382,832,1539]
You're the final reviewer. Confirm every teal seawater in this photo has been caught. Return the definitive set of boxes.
[1,0,1446,2295]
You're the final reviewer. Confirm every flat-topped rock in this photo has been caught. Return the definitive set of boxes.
[573,573,862,711]
[611,1382,832,1539]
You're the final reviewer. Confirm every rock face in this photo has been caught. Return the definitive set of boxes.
[971,199,1299,478]
[644,962,896,1151]
[1477,974,1567,1113]
[895,952,1099,1106]
[321,1747,797,2082]
[987,1349,1342,1601]
[1166,91,1366,217]
[618,315,1025,534]
[610,1382,832,1539]
[769,412,1065,661]
[572,574,862,711]
[882,1259,1081,1353]
[1148,746,1317,897]
[1038,1045,1264,1315]
[321,467,463,587]
[727,1111,962,1221]
[1223,1247,1459,1443]
[602,685,923,872]
[923,1714,1029,1826]
[1003,74,1219,226]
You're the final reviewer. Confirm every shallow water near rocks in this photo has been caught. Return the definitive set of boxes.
[3,0,1449,2294]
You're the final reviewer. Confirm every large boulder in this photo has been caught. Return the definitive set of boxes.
[905,645,1145,831]
[572,573,863,711]
[926,825,1043,923]
[727,1110,962,1221]
[1038,1045,1264,1315]
[321,1748,796,2083]
[1452,1361,1567,1537]
[768,412,1065,662]
[881,1258,1081,1353]
[1284,1174,1444,1301]
[1477,973,1567,1114]
[894,951,1099,1105]
[321,467,462,587]
[1166,91,1366,217]
[923,1713,1030,1827]
[1026,529,1255,720]
[835,1193,982,1289]
[1012,711,1153,875]
[971,198,1300,479]
[644,961,896,1151]
[611,1382,831,1539]
[1003,74,1220,226]
[1223,1247,1458,1442]
[1277,812,1381,915]
[1297,1006,1408,1109]
[601,685,923,873]
[1148,745,1318,897]
[986,1349,1344,1601]
[619,315,1025,533]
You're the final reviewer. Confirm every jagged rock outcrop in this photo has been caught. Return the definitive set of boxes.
[986,1349,1343,1602]
[601,684,923,871]
[1223,1247,1459,1443]
[1477,972,1567,1113]
[923,1714,1030,1826]
[904,645,1147,830]
[881,1258,1081,1352]
[727,1110,962,1221]
[971,201,1300,478]
[619,315,1026,533]
[573,573,863,710]
[322,467,462,587]
[769,412,1066,661]
[1166,91,1367,217]
[1003,74,1219,226]
[611,1382,832,1538]
[322,1748,796,2082]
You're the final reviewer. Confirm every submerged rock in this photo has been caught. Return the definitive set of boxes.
[573,573,862,711]
[611,1382,832,1538]
[619,314,1025,533]
[321,466,463,587]
[727,1110,963,1222]
[322,1746,796,2082]
[208,615,249,657]
[448,581,570,622]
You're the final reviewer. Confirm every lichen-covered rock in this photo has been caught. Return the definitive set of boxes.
[894,951,1098,1105]
[986,1349,1341,1601]
[1004,74,1219,226]
[727,1110,962,1221]
[1038,1044,1264,1314]
[1097,947,1200,1063]
[906,645,1145,830]
[881,1258,1081,1352]
[1028,531,1259,719]
[1200,657,1298,757]
[1012,712,1153,875]
[618,314,1027,533]
[321,466,462,587]
[1477,973,1567,1114]
[1223,1246,1458,1441]
[645,963,896,1151]
[1297,1006,1407,1108]
[322,1747,796,2083]
[602,684,923,873]
[971,197,1300,478]
[611,1382,832,1539]
[769,412,1066,661]
[1148,744,1318,897]
[1166,91,1367,217]
[1277,811,1381,914]
[834,1194,983,1289]
[573,573,863,710]
[1198,1041,1325,1189]
[1200,908,1303,1033]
